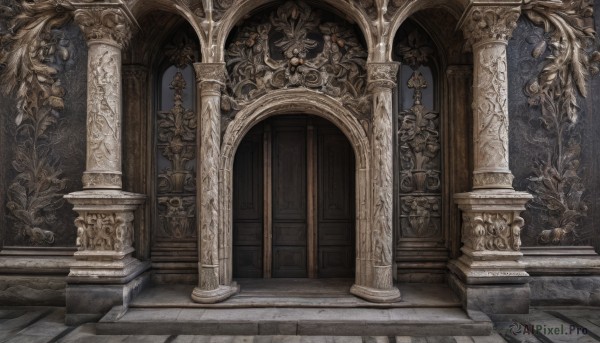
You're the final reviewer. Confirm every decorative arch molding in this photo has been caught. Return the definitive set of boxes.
[218,89,371,286]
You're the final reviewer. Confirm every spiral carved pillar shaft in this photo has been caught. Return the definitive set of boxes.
[351,62,401,303]
[191,63,237,304]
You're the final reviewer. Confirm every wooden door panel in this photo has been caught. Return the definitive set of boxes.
[233,127,263,278]
[272,127,306,221]
[234,246,263,278]
[273,223,307,246]
[318,223,352,246]
[233,222,262,246]
[271,120,307,278]
[319,133,352,221]
[272,246,307,278]
[317,122,355,278]
[318,247,354,278]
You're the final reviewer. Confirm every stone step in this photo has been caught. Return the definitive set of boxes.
[96,306,494,336]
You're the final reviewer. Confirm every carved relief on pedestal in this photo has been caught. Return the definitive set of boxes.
[223,1,369,126]
[75,211,134,252]
[461,212,524,252]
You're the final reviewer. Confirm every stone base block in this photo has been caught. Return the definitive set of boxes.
[529,276,600,306]
[448,256,529,284]
[0,275,66,306]
[191,283,239,304]
[349,284,401,303]
[65,271,150,325]
[449,273,530,314]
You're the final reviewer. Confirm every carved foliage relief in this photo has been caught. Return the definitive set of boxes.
[462,212,524,252]
[224,1,369,124]
[156,34,198,240]
[0,0,86,246]
[394,25,441,239]
[75,211,134,252]
[508,0,600,247]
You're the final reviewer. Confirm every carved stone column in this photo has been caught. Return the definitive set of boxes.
[449,3,533,314]
[191,63,238,303]
[64,3,149,324]
[351,62,401,303]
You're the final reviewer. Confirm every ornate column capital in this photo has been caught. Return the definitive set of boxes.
[459,5,521,48]
[367,62,399,90]
[72,2,137,48]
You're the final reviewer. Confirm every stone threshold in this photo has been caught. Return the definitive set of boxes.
[129,279,462,308]
[97,306,492,336]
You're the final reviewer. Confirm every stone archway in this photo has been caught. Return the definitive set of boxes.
[218,90,371,290]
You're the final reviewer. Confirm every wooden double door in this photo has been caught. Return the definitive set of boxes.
[232,116,355,278]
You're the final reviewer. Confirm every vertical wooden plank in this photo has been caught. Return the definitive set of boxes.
[263,124,272,278]
[307,120,317,278]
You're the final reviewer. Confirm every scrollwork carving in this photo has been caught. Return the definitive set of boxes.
[224,1,369,121]
[73,7,131,47]
[462,212,524,252]
[158,196,196,238]
[461,6,521,49]
[518,0,599,245]
[0,0,76,245]
[75,211,134,252]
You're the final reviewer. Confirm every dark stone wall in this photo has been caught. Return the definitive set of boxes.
[0,20,86,248]
[508,6,600,252]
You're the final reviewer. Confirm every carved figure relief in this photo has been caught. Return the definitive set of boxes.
[395,27,441,240]
[224,1,369,124]
[155,34,198,239]
[0,0,78,245]
[514,0,600,245]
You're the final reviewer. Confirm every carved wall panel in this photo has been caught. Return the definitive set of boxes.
[0,4,86,248]
[394,23,442,241]
[508,0,600,251]
[151,29,200,282]
[155,33,198,241]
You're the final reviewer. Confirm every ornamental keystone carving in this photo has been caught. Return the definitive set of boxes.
[224,1,369,118]
[461,6,521,48]
[73,7,131,47]
[75,211,134,252]
[462,212,524,252]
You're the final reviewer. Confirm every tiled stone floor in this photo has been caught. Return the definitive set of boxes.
[1,306,600,342]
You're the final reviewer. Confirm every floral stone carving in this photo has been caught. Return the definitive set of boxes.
[224,1,369,121]
[400,196,440,238]
[0,0,76,245]
[75,212,134,252]
[462,212,524,252]
[519,0,600,245]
